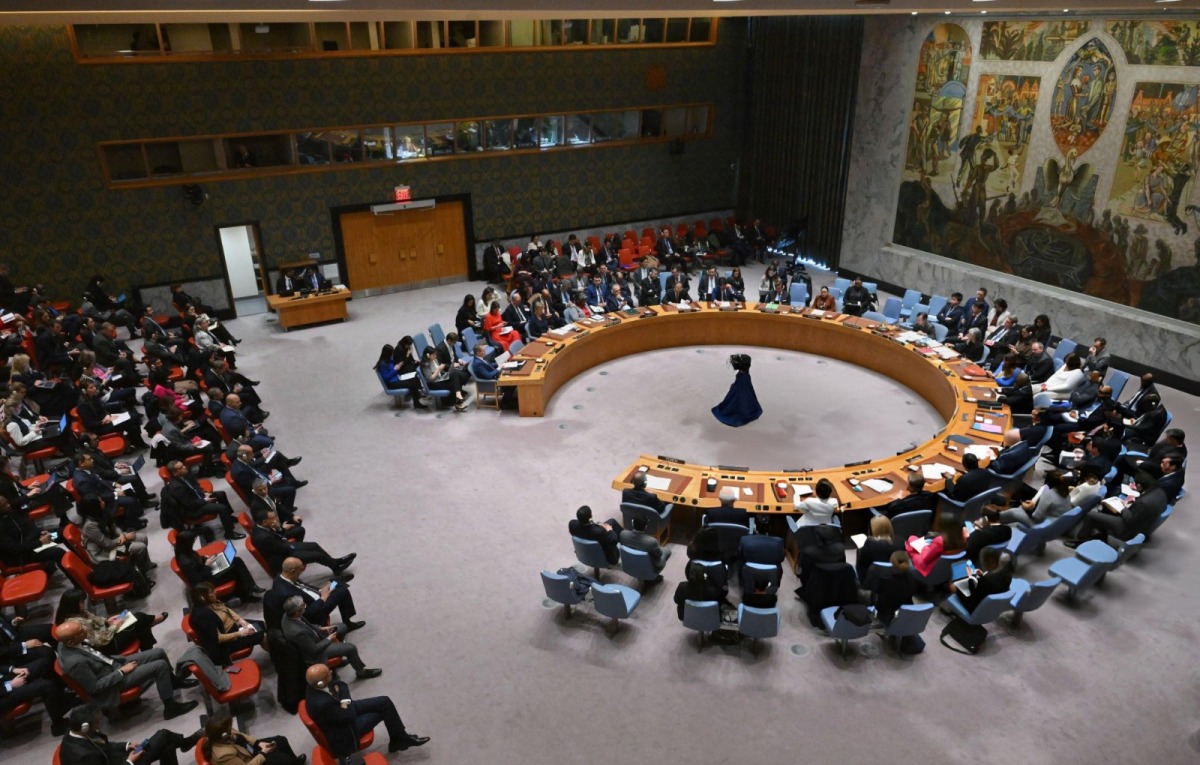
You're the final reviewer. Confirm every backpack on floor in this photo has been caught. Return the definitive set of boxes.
[940,616,987,655]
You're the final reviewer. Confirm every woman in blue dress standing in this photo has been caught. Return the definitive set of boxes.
[712,353,762,427]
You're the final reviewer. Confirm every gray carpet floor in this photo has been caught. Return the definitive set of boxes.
[6,264,1199,765]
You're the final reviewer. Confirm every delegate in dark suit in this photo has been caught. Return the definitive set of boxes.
[568,515,622,565]
[162,469,239,538]
[617,527,670,572]
[304,674,425,757]
[251,519,351,576]
[1075,485,1167,542]
[265,567,359,630]
[59,728,194,765]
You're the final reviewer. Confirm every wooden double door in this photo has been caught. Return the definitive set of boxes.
[340,199,468,291]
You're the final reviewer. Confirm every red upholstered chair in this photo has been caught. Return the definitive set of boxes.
[54,743,63,765]
[188,656,261,716]
[298,701,374,753]
[169,556,236,600]
[16,475,54,522]
[311,745,387,765]
[618,249,637,271]
[640,227,654,240]
[54,657,149,707]
[1,570,48,612]
[225,471,253,509]
[241,533,274,577]
[194,738,212,765]
[212,420,232,446]
[639,235,654,248]
[0,558,42,577]
[60,524,91,561]
[60,551,130,614]
[1,701,34,735]
[180,614,251,662]
[676,223,689,238]
[586,235,601,251]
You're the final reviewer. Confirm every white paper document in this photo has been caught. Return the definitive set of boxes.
[644,475,672,491]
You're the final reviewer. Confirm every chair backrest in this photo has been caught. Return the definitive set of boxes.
[571,536,613,569]
[1150,505,1173,535]
[789,283,808,306]
[707,522,749,553]
[828,608,872,640]
[297,701,334,752]
[1112,533,1145,568]
[978,346,990,366]
[910,302,930,322]
[616,544,658,582]
[931,322,949,342]
[683,600,720,632]
[737,605,781,639]
[658,272,669,291]
[1011,577,1060,613]
[884,602,935,638]
[1053,338,1078,362]
[539,570,582,606]
[826,286,843,300]
[832,277,851,293]
[462,326,481,351]
[619,501,665,532]
[1037,499,1093,544]
[591,583,636,619]
[61,523,89,561]
[882,296,902,321]
[412,333,429,358]
[59,551,95,593]
[965,590,1016,625]
[428,323,446,347]
[962,486,1003,521]
[863,282,877,295]
[900,288,922,310]
[1105,368,1131,400]
[921,550,965,586]
[927,294,949,316]
[862,310,889,323]
[890,509,933,539]
[509,339,525,354]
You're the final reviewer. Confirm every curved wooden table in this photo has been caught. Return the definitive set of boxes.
[497,302,1009,534]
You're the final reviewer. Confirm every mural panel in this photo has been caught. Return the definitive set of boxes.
[1108,20,1200,66]
[971,74,1040,198]
[980,20,1090,62]
[1050,39,1117,158]
[903,24,972,187]
[1111,82,1199,233]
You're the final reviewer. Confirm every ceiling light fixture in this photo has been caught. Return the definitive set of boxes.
[944,10,951,14]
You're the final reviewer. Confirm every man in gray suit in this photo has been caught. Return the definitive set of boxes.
[54,621,198,719]
[280,597,381,680]
[618,517,671,576]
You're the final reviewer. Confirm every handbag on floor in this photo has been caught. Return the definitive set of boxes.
[940,616,987,655]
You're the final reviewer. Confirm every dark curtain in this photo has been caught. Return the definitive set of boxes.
[737,17,864,268]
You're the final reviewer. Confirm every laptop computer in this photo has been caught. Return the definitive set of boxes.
[208,541,237,574]
[39,414,68,439]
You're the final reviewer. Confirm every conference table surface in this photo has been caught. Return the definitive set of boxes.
[266,287,350,330]
[494,300,1009,530]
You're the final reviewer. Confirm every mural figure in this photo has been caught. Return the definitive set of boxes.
[1050,39,1116,157]
[1108,20,1200,66]
[980,20,1090,62]
[902,24,972,186]
[970,74,1040,196]
[1112,82,1199,229]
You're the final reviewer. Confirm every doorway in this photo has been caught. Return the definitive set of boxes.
[216,222,268,316]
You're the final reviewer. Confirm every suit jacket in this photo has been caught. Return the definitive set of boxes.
[1157,471,1184,504]
[705,505,749,527]
[265,575,323,628]
[92,334,128,368]
[469,356,499,381]
[281,616,334,665]
[621,487,665,514]
[56,643,126,708]
[568,519,619,564]
[1025,353,1055,384]
[59,732,132,765]
[501,303,528,331]
[654,237,677,259]
[251,525,296,574]
[72,469,116,504]
[739,534,785,566]
[947,468,992,502]
[208,734,265,765]
[990,441,1033,476]
[163,475,211,520]
[1082,349,1110,377]
[958,569,1012,612]
[1121,487,1167,539]
[956,310,987,338]
[936,303,963,329]
[639,278,661,306]
[250,493,294,525]
[617,529,666,569]
[219,407,260,441]
[231,459,271,494]
[305,681,362,757]
[879,491,937,518]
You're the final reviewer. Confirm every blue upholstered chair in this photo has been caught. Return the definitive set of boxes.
[619,501,673,542]
[1004,501,1089,559]
[683,600,721,651]
[616,545,661,588]
[820,605,875,659]
[832,277,852,294]
[1047,556,1108,602]
[415,368,451,407]
[789,282,809,306]
[945,589,1017,643]
[927,294,949,317]
[898,288,922,320]
[1007,577,1060,628]
[890,510,933,540]
[881,296,902,324]
[571,536,616,579]
[882,603,935,653]
[930,322,949,342]
[913,550,965,590]
[862,310,889,324]
[540,570,583,617]
[736,604,781,654]
[412,333,430,358]
[374,368,411,408]
[938,485,1003,522]
[1146,505,1172,541]
[427,322,447,347]
[1105,368,1131,400]
[591,583,641,631]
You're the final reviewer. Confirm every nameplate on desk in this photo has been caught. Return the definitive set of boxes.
[717,465,749,472]
[656,455,685,464]
[844,459,871,467]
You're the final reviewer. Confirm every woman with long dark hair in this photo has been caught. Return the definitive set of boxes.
[201,711,304,765]
[186,582,267,666]
[54,588,165,654]
[172,529,263,602]
[77,494,153,575]
[455,294,482,334]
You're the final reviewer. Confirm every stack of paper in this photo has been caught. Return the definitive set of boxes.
[862,478,894,493]
[644,475,672,491]
[920,463,958,481]
[964,445,996,462]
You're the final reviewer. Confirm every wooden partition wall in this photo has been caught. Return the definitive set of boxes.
[340,200,468,291]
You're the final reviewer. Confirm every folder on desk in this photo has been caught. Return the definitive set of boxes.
[970,421,1003,435]
[920,463,957,481]
[862,478,894,493]
[644,475,672,491]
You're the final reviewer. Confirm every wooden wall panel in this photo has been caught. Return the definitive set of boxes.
[340,201,468,291]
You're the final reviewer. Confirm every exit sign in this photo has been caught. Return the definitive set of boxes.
[394,185,412,202]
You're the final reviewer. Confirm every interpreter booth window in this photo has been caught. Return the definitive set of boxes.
[563,20,589,45]
[416,21,444,49]
[566,115,592,145]
[145,143,184,177]
[541,21,564,46]
[447,21,477,48]
[237,23,312,53]
[590,111,639,142]
[74,23,161,57]
[540,116,565,148]
[348,23,374,50]
[426,123,455,156]
[455,122,483,153]
[687,106,711,135]
[382,22,415,50]
[393,126,426,159]
[641,109,664,137]
[590,19,616,45]
[224,135,294,168]
[662,108,688,136]
[617,20,644,43]
[514,118,539,149]
[485,119,515,151]
[665,18,689,44]
[509,20,536,47]
[161,24,234,55]
[176,139,221,174]
[690,18,714,42]
[362,128,393,161]
[314,22,350,52]
[643,19,666,44]
[333,130,365,162]
[478,21,505,48]
[296,133,332,165]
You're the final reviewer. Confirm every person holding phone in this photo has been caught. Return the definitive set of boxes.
[59,703,201,765]
[202,710,303,765]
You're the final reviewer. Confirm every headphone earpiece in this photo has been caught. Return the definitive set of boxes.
[316,681,326,689]
[80,722,90,734]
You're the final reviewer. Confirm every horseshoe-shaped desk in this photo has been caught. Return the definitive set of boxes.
[499,302,1010,534]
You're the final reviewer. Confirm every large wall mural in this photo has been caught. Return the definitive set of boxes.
[895,19,1200,326]
[981,20,1090,62]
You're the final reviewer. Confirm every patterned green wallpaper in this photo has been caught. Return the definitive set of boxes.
[0,24,744,296]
